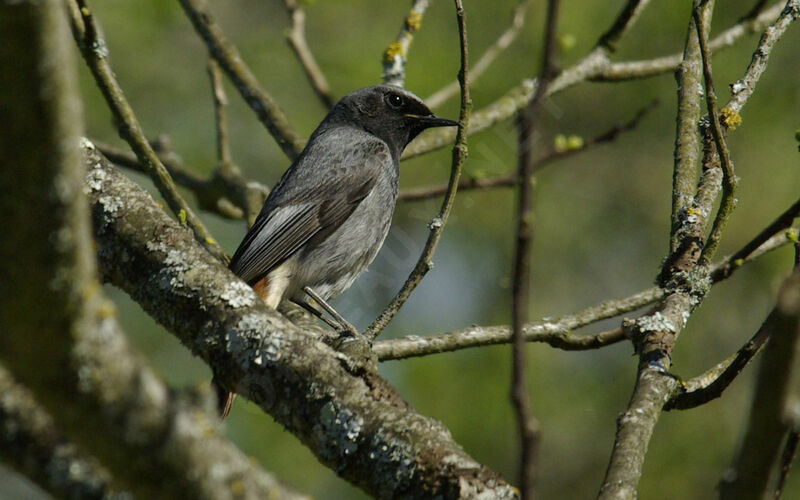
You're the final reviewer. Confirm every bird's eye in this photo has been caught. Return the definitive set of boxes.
[387,93,404,109]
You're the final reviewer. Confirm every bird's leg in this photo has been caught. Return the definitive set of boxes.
[291,297,342,330]
[302,286,359,337]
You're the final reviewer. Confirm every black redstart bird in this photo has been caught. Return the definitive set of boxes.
[217,85,458,417]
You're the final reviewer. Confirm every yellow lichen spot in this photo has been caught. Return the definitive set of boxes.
[686,207,701,217]
[205,237,217,245]
[383,42,405,64]
[554,134,568,152]
[229,479,245,496]
[733,258,744,268]
[720,108,742,131]
[566,135,584,150]
[80,6,90,16]
[558,33,577,52]
[405,11,423,32]
[97,299,117,319]
[787,229,799,243]
[178,209,187,225]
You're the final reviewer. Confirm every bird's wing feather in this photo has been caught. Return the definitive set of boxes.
[229,135,387,285]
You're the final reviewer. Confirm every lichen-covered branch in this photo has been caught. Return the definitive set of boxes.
[0,365,125,500]
[726,0,800,114]
[66,0,226,261]
[719,270,800,499]
[83,145,515,498]
[382,0,430,87]
[0,4,302,497]
[178,0,305,159]
[365,1,472,340]
[599,4,719,497]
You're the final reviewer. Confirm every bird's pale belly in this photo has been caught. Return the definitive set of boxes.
[286,186,396,302]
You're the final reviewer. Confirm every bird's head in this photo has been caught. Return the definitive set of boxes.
[329,85,458,158]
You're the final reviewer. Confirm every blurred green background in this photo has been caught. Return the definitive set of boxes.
[6,0,800,498]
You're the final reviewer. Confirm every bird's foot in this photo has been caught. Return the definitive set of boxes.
[302,286,360,338]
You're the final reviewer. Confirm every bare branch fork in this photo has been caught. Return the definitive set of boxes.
[66,0,226,261]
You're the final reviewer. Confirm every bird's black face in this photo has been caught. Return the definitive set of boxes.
[337,85,458,157]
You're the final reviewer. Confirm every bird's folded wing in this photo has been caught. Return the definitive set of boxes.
[228,175,376,285]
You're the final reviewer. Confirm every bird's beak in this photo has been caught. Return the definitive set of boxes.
[405,113,459,128]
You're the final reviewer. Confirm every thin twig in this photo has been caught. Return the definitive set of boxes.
[510,0,559,494]
[374,228,796,362]
[426,0,529,109]
[67,0,226,261]
[283,0,334,108]
[695,1,738,265]
[775,424,800,499]
[364,0,471,341]
[382,0,431,87]
[399,100,656,202]
[719,270,800,499]
[403,2,783,160]
[666,308,776,410]
[207,58,233,168]
[726,0,800,114]
[712,197,800,281]
[178,0,305,160]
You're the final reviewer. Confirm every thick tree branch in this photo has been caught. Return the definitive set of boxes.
[0,4,301,497]
[0,365,125,500]
[83,145,516,498]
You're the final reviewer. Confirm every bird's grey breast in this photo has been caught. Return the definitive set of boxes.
[289,127,398,300]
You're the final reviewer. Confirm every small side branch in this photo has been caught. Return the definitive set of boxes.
[695,2,738,265]
[426,0,529,108]
[283,0,334,108]
[399,100,656,202]
[382,0,431,87]
[365,0,471,340]
[67,0,226,261]
[178,0,305,159]
[719,270,800,499]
